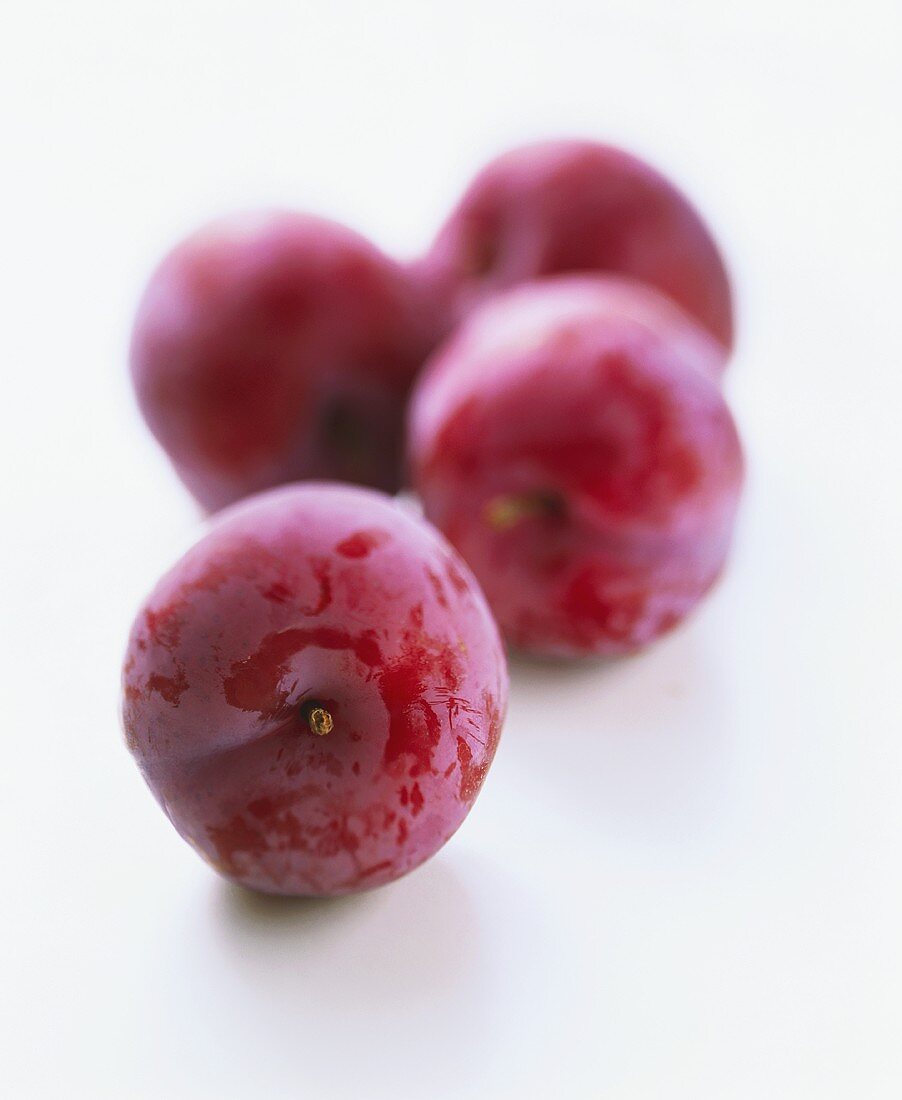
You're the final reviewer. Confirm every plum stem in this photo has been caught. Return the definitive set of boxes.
[301,701,333,736]
[483,491,564,530]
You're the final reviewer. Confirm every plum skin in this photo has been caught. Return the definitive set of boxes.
[130,211,432,513]
[121,484,508,896]
[417,139,734,350]
[408,276,744,658]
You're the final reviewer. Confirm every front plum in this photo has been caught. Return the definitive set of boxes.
[121,484,508,896]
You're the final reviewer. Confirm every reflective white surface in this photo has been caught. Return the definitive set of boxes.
[1,2,900,1096]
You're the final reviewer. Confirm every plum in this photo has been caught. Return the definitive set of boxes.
[409,276,743,657]
[121,483,508,895]
[417,140,734,350]
[130,211,432,511]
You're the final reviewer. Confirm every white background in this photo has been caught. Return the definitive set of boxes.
[1,2,900,1097]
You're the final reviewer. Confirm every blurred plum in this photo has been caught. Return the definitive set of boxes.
[417,140,734,350]
[131,212,432,511]
[409,276,743,657]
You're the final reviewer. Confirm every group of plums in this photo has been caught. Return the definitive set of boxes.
[123,140,743,896]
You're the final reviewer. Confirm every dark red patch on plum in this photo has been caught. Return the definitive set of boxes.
[483,690,504,756]
[336,529,389,558]
[425,566,450,608]
[378,632,463,777]
[142,558,235,655]
[224,626,382,713]
[207,812,271,872]
[446,559,471,596]
[146,668,189,706]
[560,566,650,647]
[357,859,394,879]
[302,557,332,615]
[456,736,486,803]
[261,580,292,604]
